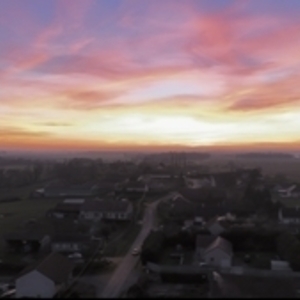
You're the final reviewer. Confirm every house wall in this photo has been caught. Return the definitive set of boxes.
[53,212,65,219]
[40,235,51,249]
[279,209,300,224]
[80,211,103,221]
[16,270,56,298]
[125,203,133,219]
[51,242,80,253]
[80,203,133,221]
[281,218,300,224]
[203,248,232,267]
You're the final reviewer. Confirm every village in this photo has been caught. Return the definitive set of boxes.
[0,153,300,298]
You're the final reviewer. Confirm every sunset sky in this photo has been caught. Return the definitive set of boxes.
[1,0,300,152]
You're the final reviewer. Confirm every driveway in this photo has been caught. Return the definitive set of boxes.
[99,194,170,298]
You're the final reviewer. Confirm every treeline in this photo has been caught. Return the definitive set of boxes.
[221,228,279,252]
[236,152,294,159]
[240,170,281,218]
[143,152,211,163]
[140,225,196,265]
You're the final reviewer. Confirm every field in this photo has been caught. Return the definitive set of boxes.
[0,181,60,248]
[0,182,45,201]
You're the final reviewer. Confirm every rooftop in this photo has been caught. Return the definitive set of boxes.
[196,235,216,249]
[81,198,130,212]
[204,237,232,256]
[17,252,74,284]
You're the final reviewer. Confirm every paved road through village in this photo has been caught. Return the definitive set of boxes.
[100,195,170,298]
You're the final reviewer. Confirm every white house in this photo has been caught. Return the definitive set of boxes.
[16,252,74,298]
[202,237,233,267]
[51,234,91,254]
[278,207,300,224]
[80,198,133,221]
[276,185,300,198]
[271,260,292,272]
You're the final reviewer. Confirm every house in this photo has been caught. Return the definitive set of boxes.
[147,177,174,195]
[275,184,300,198]
[271,260,292,272]
[291,186,300,198]
[47,199,84,219]
[51,233,91,254]
[164,196,194,221]
[125,180,149,194]
[4,231,51,254]
[195,235,216,262]
[184,175,216,189]
[193,203,231,223]
[278,207,300,224]
[41,183,98,199]
[80,198,133,221]
[202,237,233,267]
[211,272,300,298]
[15,252,74,298]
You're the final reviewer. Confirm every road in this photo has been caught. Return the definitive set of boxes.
[99,194,169,298]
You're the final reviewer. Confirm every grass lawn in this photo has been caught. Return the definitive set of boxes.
[0,198,62,233]
[0,198,62,255]
[103,224,141,257]
[0,183,44,201]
